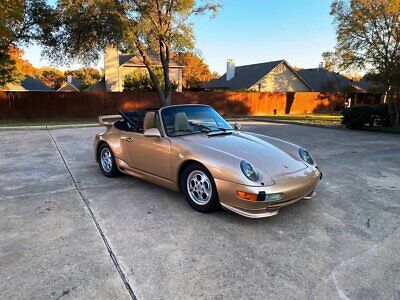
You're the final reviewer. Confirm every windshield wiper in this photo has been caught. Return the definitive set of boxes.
[194,124,213,132]
[191,123,233,136]
[208,128,233,136]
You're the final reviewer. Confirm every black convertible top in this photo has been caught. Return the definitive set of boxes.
[118,108,159,132]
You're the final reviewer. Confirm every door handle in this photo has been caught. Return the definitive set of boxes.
[122,137,133,142]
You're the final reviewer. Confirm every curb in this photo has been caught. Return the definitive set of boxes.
[0,123,101,131]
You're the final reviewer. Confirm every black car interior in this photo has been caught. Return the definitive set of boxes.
[115,109,161,133]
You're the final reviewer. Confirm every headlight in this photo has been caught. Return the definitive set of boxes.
[240,160,259,181]
[299,148,315,165]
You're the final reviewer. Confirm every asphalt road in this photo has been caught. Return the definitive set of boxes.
[0,122,399,300]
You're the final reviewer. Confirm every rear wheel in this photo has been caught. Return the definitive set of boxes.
[98,144,120,177]
[180,163,220,213]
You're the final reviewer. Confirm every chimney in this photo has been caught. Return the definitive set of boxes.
[226,59,235,81]
[104,46,120,92]
[67,75,72,83]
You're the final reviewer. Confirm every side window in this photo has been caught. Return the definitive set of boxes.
[161,110,175,135]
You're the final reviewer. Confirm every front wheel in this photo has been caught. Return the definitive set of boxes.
[180,163,220,213]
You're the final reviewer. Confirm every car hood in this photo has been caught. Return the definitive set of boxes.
[178,132,307,179]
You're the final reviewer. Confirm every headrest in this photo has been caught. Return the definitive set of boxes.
[143,111,156,132]
[174,112,191,132]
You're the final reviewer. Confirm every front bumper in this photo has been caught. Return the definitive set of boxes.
[215,167,321,218]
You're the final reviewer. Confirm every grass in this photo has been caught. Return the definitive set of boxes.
[0,114,343,127]
[0,118,98,127]
[250,113,342,126]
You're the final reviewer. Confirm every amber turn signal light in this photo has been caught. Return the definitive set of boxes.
[236,191,258,201]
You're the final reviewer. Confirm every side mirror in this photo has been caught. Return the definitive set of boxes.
[144,128,161,137]
[233,122,242,131]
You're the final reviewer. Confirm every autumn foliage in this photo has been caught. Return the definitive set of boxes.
[176,53,212,89]
[8,46,36,77]
[4,46,102,90]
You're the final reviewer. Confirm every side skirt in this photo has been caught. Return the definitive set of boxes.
[115,158,179,192]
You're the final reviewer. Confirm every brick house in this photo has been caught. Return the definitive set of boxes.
[203,59,312,92]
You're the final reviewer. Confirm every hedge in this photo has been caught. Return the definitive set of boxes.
[342,104,391,128]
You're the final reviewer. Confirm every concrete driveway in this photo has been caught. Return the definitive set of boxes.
[0,122,399,300]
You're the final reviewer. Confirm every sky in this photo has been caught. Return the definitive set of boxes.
[23,0,337,74]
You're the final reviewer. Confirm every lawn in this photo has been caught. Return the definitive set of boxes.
[0,118,98,127]
[1,114,342,127]
[250,113,342,126]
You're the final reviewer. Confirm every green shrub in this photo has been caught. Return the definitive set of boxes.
[370,103,391,126]
[123,69,179,92]
[123,70,155,92]
[342,104,390,128]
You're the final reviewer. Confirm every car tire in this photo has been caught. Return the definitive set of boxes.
[98,143,120,177]
[180,163,220,213]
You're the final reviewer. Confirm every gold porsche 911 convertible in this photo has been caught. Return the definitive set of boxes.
[94,104,322,218]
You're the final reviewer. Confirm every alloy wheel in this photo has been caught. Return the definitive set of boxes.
[186,170,213,205]
[100,147,113,173]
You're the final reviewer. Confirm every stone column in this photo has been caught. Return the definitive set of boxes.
[104,46,120,92]
[177,68,183,92]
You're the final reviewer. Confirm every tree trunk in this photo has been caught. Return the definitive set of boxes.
[385,86,399,127]
[159,40,172,106]
[134,38,167,107]
[393,95,400,127]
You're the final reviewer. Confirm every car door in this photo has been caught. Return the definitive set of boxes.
[122,113,171,180]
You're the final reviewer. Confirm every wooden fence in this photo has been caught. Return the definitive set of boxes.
[0,91,381,119]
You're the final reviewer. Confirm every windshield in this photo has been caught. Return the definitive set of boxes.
[161,106,232,137]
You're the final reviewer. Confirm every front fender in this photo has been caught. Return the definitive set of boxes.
[171,139,274,187]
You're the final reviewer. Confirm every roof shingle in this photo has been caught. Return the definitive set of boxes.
[84,79,106,92]
[2,76,53,91]
[297,68,359,92]
[203,60,287,90]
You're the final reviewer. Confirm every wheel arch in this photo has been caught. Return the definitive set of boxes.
[96,140,110,162]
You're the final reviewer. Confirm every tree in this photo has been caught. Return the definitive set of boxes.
[123,68,178,92]
[0,46,37,87]
[8,46,36,77]
[42,0,221,106]
[65,67,101,89]
[321,51,338,72]
[0,0,55,86]
[37,67,65,90]
[211,71,220,79]
[176,53,212,89]
[124,70,155,92]
[0,0,54,47]
[330,0,400,126]
[0,48,20,87]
